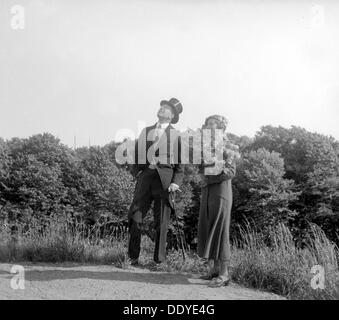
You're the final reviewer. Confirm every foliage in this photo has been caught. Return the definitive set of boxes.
[0,134,135,234]
[0,126,338,250]
[248,126,339,244]
[231,148,300,238]
[75,146,135,226]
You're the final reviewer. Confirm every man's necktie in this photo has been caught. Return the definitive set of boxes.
[154,123,162,144]
[150,124,161,167]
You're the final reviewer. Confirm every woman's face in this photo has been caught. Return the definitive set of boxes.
[206,118,219,130]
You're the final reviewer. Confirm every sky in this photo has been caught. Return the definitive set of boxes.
[1,0,339,147]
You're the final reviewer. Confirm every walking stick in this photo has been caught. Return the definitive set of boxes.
[169,191,186,261]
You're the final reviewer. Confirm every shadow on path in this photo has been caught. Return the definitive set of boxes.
[22,268,195,286]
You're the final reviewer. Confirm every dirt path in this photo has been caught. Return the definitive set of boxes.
[0,263,284,300]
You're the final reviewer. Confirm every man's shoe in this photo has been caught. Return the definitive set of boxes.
[130,259,139,266]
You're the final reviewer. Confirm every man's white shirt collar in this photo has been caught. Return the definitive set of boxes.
[156,122,170,130]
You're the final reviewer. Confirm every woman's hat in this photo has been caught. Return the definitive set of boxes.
[160,98,183,124]
[204,114,228,131]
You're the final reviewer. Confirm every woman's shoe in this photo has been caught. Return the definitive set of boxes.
[199,272,218,280]
[208,276,230,287]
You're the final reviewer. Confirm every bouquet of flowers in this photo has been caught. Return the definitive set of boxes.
[202,133,240,176]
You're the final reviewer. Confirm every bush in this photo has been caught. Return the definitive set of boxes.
[0,135,136,235]
[249,126,339,244]
[76,146,135,227]
[232,148,300,239]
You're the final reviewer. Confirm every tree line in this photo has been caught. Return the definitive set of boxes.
[0,125,338,248]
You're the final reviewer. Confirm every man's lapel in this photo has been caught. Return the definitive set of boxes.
[158,123,173,148]
[146,123,157,148]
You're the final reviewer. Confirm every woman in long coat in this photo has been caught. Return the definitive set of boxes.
[197,115,238,287]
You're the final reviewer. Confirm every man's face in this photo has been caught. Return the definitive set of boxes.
[157,105,174,122]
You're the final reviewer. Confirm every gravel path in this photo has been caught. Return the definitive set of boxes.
[0,263,284,300]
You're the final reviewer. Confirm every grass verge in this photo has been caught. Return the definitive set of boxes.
[1,219,338,299]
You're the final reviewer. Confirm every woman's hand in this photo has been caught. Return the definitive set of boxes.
[168,183,181,193]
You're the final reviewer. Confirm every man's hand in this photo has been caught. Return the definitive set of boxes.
[168,183,180,193]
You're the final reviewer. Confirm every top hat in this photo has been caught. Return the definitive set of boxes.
[160,97,183,124]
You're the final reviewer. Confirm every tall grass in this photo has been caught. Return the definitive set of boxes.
[231,223,339,299]
[0,217,127,267]
[1,217,338,299]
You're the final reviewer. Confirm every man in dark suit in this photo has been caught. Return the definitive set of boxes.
[128,98,184,265]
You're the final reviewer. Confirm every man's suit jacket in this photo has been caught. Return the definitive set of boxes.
[133,123,184,191]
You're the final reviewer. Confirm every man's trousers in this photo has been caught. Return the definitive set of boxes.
[128,168,171,262]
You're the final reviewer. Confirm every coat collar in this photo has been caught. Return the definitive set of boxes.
[148,123,175,147]
[152,122,173,130]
